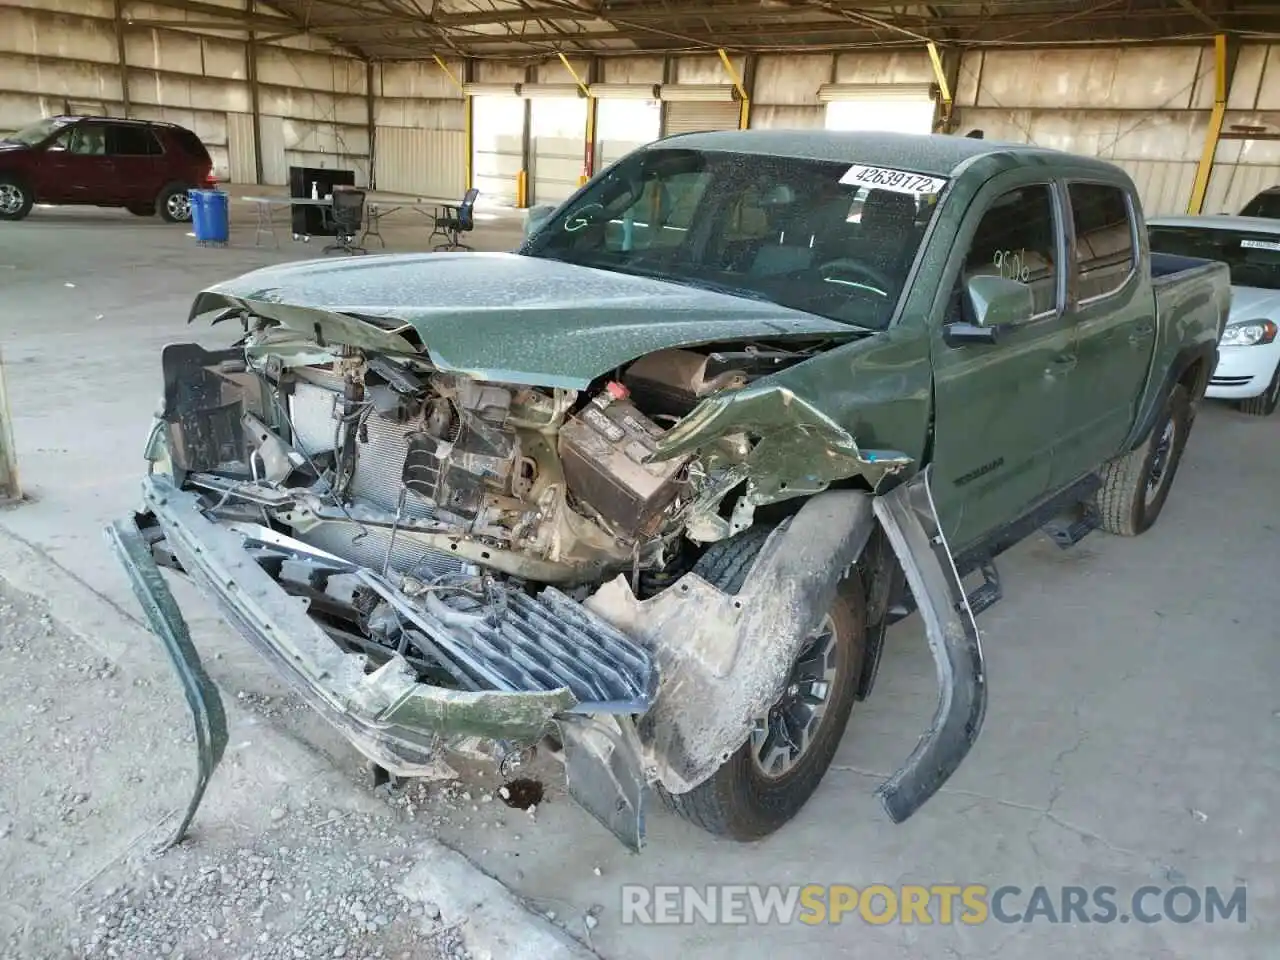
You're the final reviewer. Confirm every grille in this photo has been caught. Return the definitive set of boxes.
[425,586,655,711]
[1210,375,1253,386]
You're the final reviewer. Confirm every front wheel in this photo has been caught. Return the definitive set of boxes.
[1237,363,1280,417]
[661,527,867,841]
[1095,384,1191,536]
[157,183,192,223]
[0,177,33,221]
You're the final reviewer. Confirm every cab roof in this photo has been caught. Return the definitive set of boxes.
[653,129,1120,180]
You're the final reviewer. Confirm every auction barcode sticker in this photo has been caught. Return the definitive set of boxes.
[1240,238,1280,252]
[840,165,948,195]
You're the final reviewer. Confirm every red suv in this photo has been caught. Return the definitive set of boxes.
[0,116,216,223]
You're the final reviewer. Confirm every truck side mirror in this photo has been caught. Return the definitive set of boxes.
[945,275,1035,346]
[524,203,556,239]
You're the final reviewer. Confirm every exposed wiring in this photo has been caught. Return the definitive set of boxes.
[269,383,371,542]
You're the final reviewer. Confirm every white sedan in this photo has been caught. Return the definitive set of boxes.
[1148,215,1280,417]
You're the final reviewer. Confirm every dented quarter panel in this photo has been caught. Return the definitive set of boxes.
[190,253,861,390]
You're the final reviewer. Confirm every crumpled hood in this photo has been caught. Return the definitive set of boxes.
[190,252,859,389]
[1227,284,1280,323]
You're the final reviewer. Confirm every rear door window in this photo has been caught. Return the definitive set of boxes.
[107,124,163,156]
[168,127,211,162]
[1068,182,1136,301]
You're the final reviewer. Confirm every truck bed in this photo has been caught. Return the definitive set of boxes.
[1151,251,1231,340]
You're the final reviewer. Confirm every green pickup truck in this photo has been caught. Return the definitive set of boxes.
[109,130,1228,851]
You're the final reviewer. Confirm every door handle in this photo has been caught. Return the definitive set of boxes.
[1129,323,1154,343]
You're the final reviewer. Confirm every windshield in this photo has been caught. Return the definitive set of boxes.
[522,148,944,328]
[1148,225,1280,290]
[4,117,71,146]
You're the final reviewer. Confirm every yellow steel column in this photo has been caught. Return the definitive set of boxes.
[557,52,596,186]
[1188,34,1228,215]
[926,42,954,133]
[718,49,750,129]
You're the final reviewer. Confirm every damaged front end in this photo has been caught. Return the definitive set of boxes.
[110,300,985,851]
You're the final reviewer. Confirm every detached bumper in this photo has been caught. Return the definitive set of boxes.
[110,477,591,775]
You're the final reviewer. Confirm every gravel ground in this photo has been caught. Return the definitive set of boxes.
[0,581,474,960]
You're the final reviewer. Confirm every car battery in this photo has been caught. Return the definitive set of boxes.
[558,384,691,538]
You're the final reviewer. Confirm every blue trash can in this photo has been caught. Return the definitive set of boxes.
[188,189,206,239]
[190,189,229,245]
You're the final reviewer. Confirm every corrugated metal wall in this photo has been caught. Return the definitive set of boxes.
[226,111,256,184]
[374,126,465,199]
[0,0,369,185]
[4,7,1280,216]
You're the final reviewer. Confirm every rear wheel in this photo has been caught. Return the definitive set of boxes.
[0,177,33,221]
[157,183,192,223]
[661,527,867,841]
[1237,364,1280,417]
[127,203,156,217]
[1095,384,1191,536]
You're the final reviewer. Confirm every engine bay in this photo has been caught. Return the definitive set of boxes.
[153,333,828,686]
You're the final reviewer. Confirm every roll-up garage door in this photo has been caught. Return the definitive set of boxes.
[470,91,524,206]
[818,83,937,135]
[525,85,588,207]
[660,85,741,137]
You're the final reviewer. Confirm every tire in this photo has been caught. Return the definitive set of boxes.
[660,526,868,841]
[1095,384,1191,536]
[0,176,34,222]
[127,203,156,217]
[157,183,192,223]
[1237,363,1280,417]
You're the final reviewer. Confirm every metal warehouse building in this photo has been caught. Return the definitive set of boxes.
[2,0,1279,215]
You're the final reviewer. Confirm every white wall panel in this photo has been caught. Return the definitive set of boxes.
[375,126,466,199]
[226,111,256,184]
[834,51,933,86]
[603,57,664,84]
[380,60,464,100]
[754,54,830,106]
[750,104,824,129]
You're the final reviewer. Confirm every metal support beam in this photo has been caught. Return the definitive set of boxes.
[113,0,131,117]
[582,56,599,184]
[366,60,376,189]
[519,64,534,207]
[658,56,673,136]
[246,0,264,185]
[926,41,954,133]
[557,51,590,97]
[718,49,751,130]
[1188,34,1234,215]
[463,58,474,192]
[0,349,19,504]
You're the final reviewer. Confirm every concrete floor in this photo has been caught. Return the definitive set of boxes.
[1,205,1277,959]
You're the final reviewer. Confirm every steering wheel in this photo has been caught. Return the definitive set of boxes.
[818,258,894,298]
[563,202,606,233]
